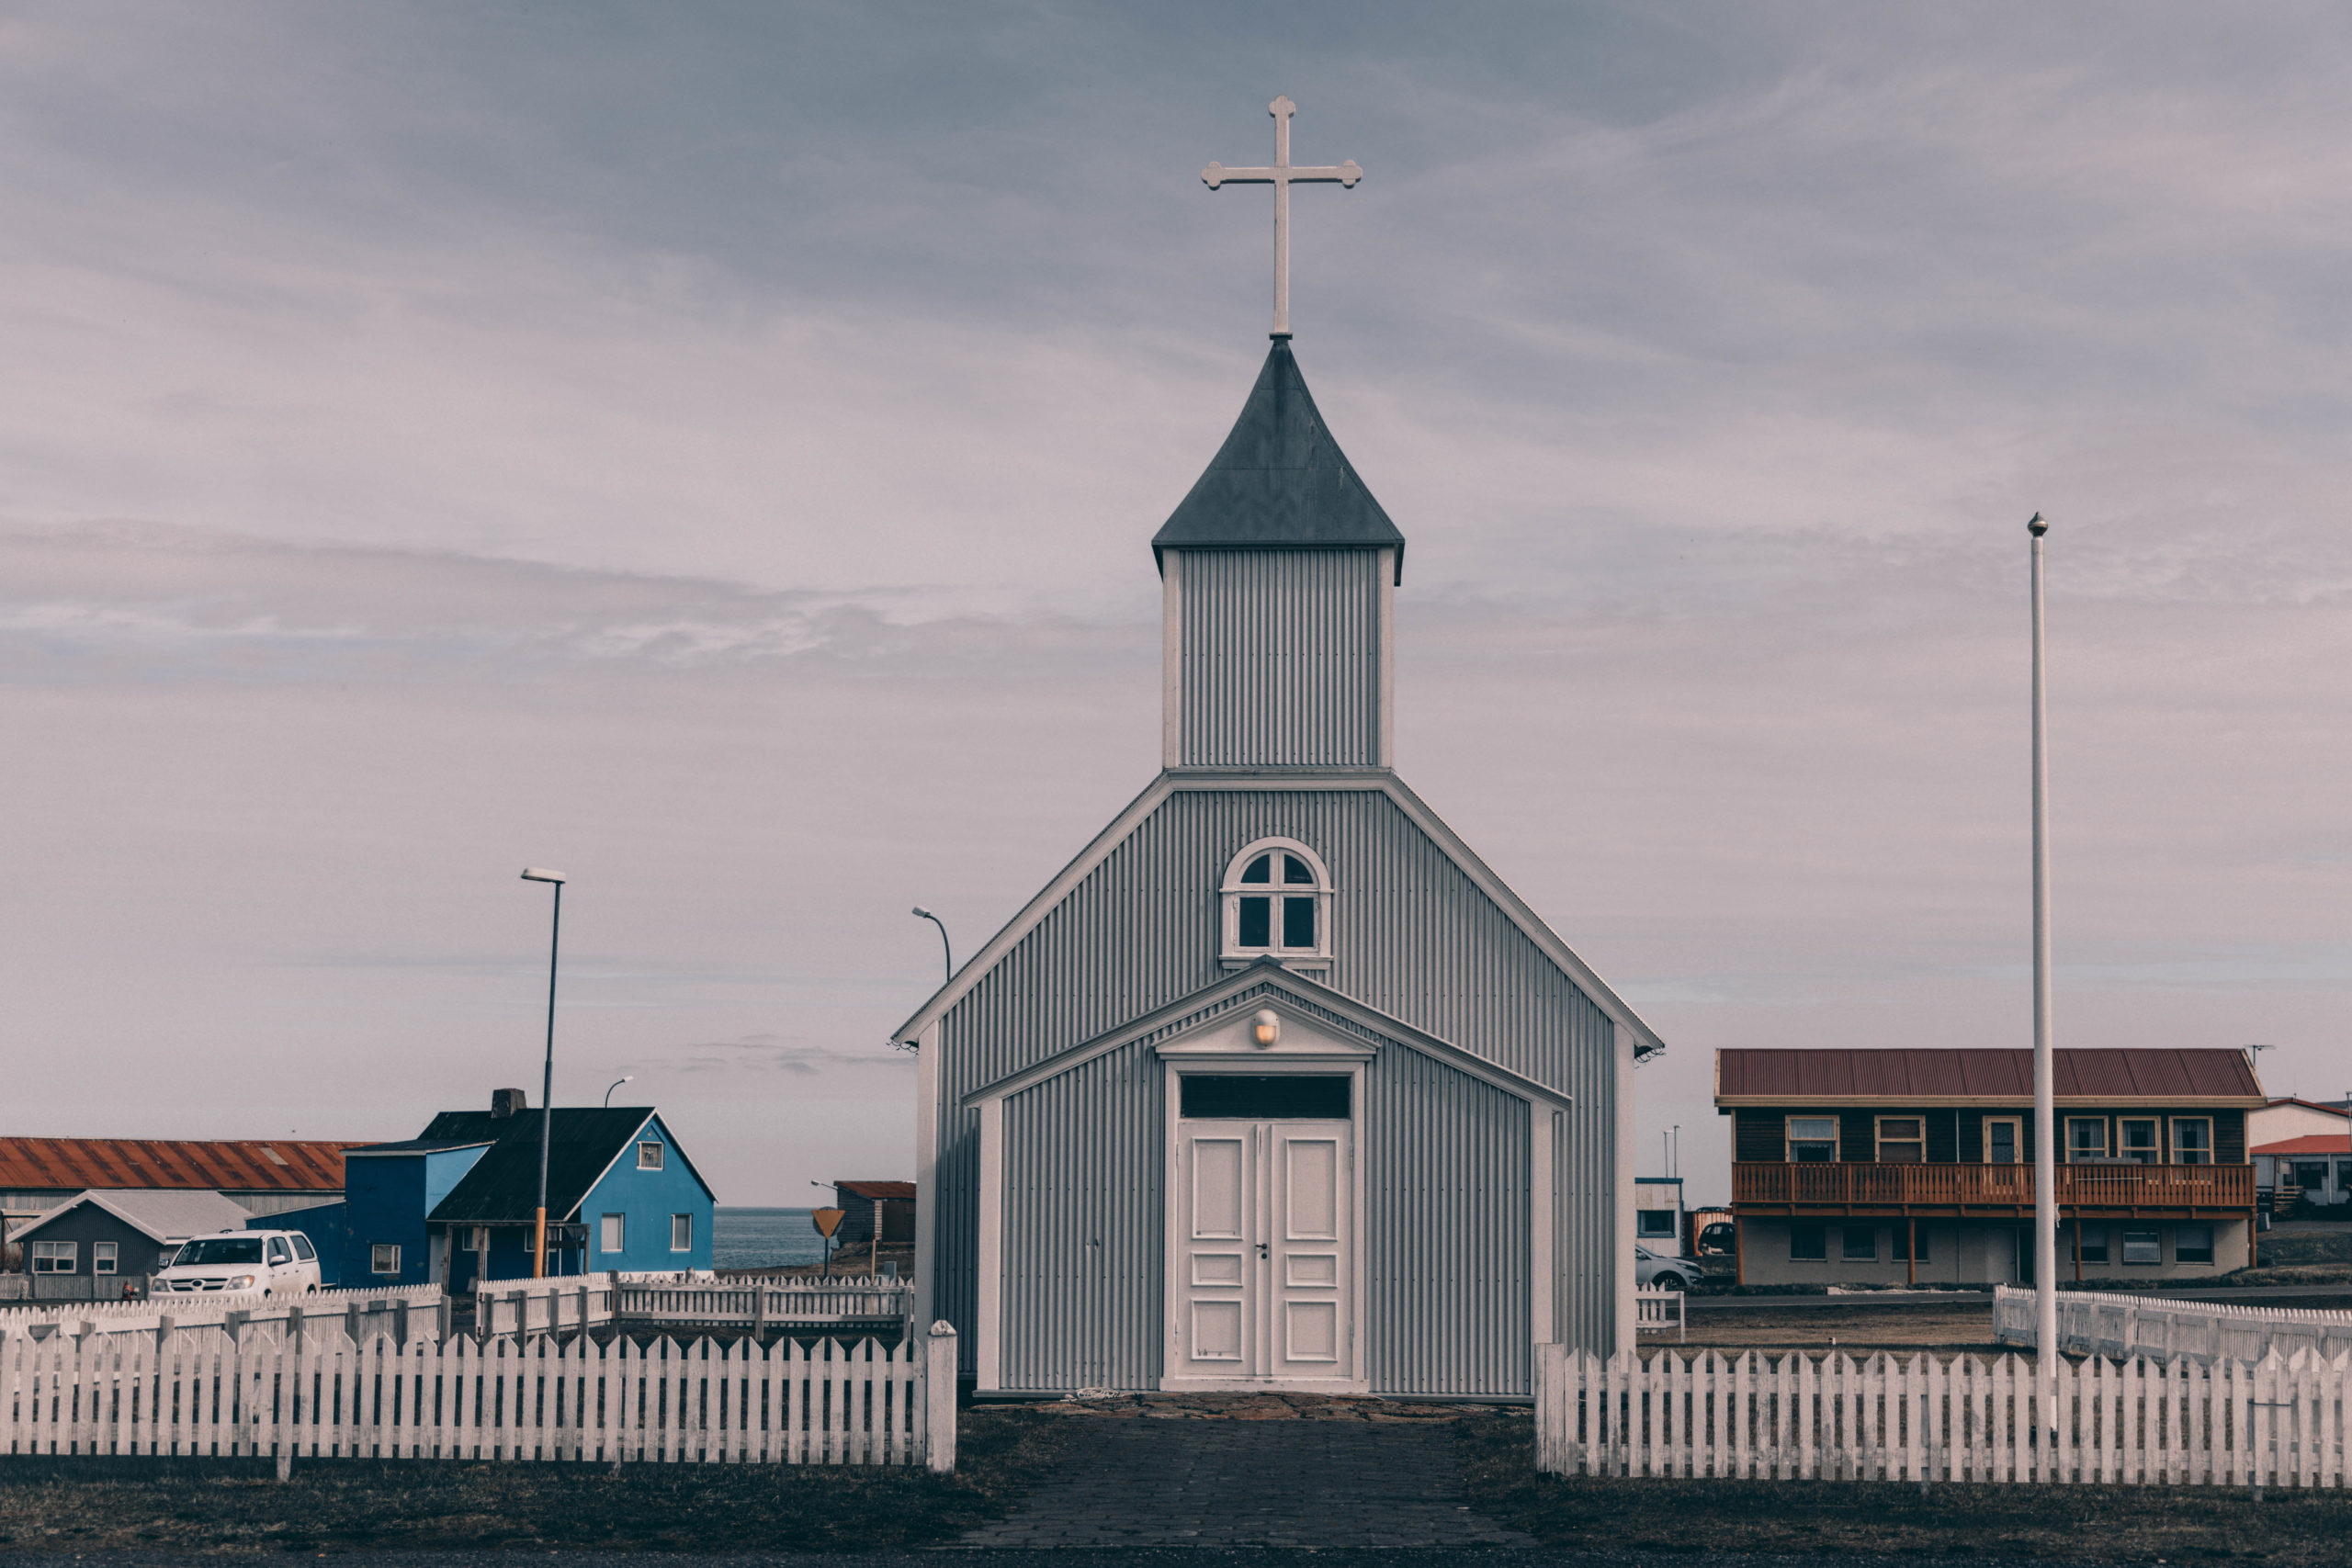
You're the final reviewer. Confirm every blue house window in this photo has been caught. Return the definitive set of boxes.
[670,1213,693,1251]
[638,1142,663,1170]
[602,1213,625,1251]
[372,1245,401,1275]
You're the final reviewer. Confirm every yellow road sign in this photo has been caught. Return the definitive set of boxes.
[810,1207,847,1239]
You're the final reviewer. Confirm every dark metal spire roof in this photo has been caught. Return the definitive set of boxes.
[1152,338,1404,581]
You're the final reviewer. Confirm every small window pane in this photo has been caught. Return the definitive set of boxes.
[1636,1210,1678,1238]
[93,1242,119,1275]
[2293,1162,2329,1190]
[1986,1121,2018,1164]
[638,1141,663,1170]
[31,1241,75,1273]
[2068,1120,2107,1160]
[1789,1224,1826,1261]
[2175,1224,2213,1264]
[601,1213,625,1252]
[1790,1118,1838,1140]
[2173,1120,2211,1165]
[2122,1231,2161,1265]
[1238,897,1271,947]
[1240,855,1272,885]
[1282,896,1316,949]
[670,1213,693,1252]
[1842,1225,1876,1260]
[371,1244,401,1274]
[2120,1120,2158,1163]
[2076,1225,2109,1264]
[1283,854,1315,885]
[1181,1075,1351,1119]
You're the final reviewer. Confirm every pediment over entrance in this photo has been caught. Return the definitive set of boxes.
[1153,998,1375,1061]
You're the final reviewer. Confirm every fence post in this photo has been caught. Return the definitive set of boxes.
[288,1303,304,1350]
[923,1320,959,1473]
[435,1292,453,1343]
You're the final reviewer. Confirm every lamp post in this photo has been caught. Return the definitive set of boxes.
[604,1075,635,1108]
[521,868,567,1280]
[2027,513,2058,1461]
[910,907,951,985]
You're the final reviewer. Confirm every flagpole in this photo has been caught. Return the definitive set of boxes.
[2028,512,2058,1462]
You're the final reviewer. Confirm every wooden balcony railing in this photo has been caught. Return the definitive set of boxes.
[1731,1161,2254,1212]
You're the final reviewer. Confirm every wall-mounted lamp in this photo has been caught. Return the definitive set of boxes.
[1251,1009,1281,1049]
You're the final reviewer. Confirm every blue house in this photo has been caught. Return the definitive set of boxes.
[416,1094,716,1287]
[338,1135,494,1287]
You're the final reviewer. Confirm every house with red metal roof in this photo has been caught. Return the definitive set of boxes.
[0,1138,361,1228]
[1714,1048,2266,1286]
[2251,1133,2351,1214]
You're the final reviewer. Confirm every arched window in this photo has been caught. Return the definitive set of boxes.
[1221,839,1331,965]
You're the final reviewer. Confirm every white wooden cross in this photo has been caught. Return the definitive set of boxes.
[1203,96,1362,338]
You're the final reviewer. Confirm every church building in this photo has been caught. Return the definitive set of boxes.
[896,324,1662,1398]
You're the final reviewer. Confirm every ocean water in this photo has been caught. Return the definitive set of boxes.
[711,1207,833,1270]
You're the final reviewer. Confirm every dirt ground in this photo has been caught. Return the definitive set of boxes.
[1657,1302,2002,1357]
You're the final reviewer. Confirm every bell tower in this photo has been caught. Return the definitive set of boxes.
[1152,338,1404,772]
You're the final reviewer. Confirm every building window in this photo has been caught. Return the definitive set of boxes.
[2119,1119,2158,1165]
[1220,839,1331,963]
[2121,1230,2161,1265]
[1842,1225,1876,1261]
[602,1213,625,1252]
[670,1213,693,1252]
[1790,1224,1826,1261]
[2337,1160,2352,1190]
[2175,1225,2214,1265]
[2292,1161,2330,1192]
[371,1245,401,1275]
[638,1141,663,1170]
[92,1242,118,1276]
[1875,1118,1925,1163]
[2075,1224,2109,1265]
[1892,1225,1929,1262]
[29,1241,75,1274]
[1786,1117,1839,1163]
[2066,1118,2109,1162]
[2171,1118,2212,1166]
[1984,1117,2019,1165]
[1636,1210,1678,1239]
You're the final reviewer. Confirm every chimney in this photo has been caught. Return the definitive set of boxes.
[491,1088,529,1119]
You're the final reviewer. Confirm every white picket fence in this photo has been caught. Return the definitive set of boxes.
[0,1321,960,1470]
[615,1275,914,1329]
[1995,1284,2352,1365]
[1634,1287,1686,1342]
[1534,1346,2351,1486]
[1,1282,443,1343]
[474,1277,616,1337]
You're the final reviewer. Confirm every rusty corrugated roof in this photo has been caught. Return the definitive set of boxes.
[0,1138,360,1192]
[2254,1134,2352,1156]
[834,1179,915,1201]
[1715,1048,2264,1105]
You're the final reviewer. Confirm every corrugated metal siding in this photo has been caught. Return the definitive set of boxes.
[1000,1042,1164,1391]
[1178,550,1380,767]
[1366,1047,1529,1393]
[935,784,1621,1389]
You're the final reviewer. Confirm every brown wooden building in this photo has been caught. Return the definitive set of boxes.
[1714,1048,2263,1285]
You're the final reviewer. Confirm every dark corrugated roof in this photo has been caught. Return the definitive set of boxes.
[1151,339,1404,578]
[0,1138,358,1193]
[834,1179,915,1201]
[345,1136,496,1156]
[1716,1048,2264,1104]
[425,1109,710,1225]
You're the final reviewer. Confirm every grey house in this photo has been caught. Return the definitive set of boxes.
[898,338,1661,1399]
[9,1189,253,1283]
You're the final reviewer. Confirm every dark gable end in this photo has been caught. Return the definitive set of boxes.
[426,1109,667,1226]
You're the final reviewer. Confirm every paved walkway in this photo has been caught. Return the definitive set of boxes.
[956,1397,1534,1551]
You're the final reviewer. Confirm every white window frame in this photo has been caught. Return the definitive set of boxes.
[637,1141,664,1171]
[30,1241,75,1274]
[669,1213,692,1252]
[1874,1116,1925,1163]
[602,1213,625,1253]
[1983,1115,2021,1164]
[92,1242,119,1276]
[2118,1118,2159,1165]
[371,1244,401,1275]
[1218,838,1333,969]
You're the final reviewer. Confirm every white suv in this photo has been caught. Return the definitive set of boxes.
[153,1230,323,1297]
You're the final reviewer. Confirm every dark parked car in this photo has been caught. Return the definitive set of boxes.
[1696,1222,1736,1257]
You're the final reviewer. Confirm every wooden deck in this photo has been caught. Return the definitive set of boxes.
[1731,1160,2254,1216]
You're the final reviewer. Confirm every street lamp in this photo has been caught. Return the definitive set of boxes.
[520,867,567,1280]
[604,1075,635,1108]
[2026,513,2057,1457]
[910,906,951,985]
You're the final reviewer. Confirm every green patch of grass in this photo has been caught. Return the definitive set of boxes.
[1454,1410,2352,1563]
[0,1408,1064,1554]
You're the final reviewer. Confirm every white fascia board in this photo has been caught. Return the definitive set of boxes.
[570,1111,718,1222]
[961,961,1574,1115]
[28,1190,171,1244]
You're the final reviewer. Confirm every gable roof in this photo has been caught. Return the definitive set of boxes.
[1714,1048,2265,1106]
[0,1138,356,1193]
[961,960,1577,1114]
[891,772,1663,1061]
[1151,339,1405,581]
[10,1188,254,1244]
[2256,1134,2352,1156]
[423,1109,714,1226]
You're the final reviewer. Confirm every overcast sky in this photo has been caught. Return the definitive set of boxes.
[4,4,2346,1205]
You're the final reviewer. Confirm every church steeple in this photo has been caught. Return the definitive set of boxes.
[1155,341,1401,773]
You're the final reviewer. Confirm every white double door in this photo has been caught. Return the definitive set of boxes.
[1173,1117,1354,1385]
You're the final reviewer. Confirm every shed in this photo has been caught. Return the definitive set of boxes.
[831,1181,916,1248]
[899,337,1656,1399]
[9,1189,254,1282]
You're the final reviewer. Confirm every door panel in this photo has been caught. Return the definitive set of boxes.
[1176,1132,1253,1376]
[1268,1123,1351,1382]
[1172,1110,1353,1386]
